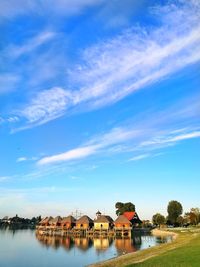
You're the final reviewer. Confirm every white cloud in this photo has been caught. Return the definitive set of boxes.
[38,145,99,165]
[13,0,200,129]
[16,157,27,162]
[0,0,104,19]
[8,31,56,58]
[141,130,200,148]
[129,154,151,161]
[38,124,200,165]
[18,87,71,126]
[0,74,20,94]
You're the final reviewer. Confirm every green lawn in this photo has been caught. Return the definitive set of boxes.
[90,230,200,267]
[127,232,200,267]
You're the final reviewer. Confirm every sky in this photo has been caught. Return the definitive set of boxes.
[0,0,200,220]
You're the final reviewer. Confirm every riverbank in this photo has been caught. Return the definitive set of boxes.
[89,228,200,267]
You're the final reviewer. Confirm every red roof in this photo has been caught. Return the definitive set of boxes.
[123,212,136,221]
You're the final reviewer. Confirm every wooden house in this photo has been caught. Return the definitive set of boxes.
[50,216,62,228]
[94,215,113,230]
[61,215,76,229]
[75,215,93,229]
[39,216,53,227]
[114,215,132,229]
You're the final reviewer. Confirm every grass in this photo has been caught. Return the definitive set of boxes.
[127,231,200,267]
[89,229,200,267]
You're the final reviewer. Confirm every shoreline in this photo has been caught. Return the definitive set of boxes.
[88,228,179,267]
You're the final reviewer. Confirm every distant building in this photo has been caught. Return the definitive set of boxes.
[1,216,11,224]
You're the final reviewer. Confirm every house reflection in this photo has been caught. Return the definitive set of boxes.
[115,237,137,254]
[73,237,93,251]
[36,234,69,250]
[35,233,140,254]
[93,238,111,251]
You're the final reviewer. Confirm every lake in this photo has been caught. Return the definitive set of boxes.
[0,228,171,267]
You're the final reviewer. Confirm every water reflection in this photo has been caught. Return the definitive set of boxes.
[0,229,172,267]
[35,233,170,255]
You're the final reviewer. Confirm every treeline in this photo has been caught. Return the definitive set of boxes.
[152,200,200,227]
[0,214,41,228]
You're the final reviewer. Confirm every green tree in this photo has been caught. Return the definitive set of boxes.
[167,200,183,225]
[152,213,165,227]
[115,202,135,215]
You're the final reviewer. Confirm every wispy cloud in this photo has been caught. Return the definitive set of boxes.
[38,125,200,165]
[35,87,200,165]
[0,0,104,19]
[129,154,151,161]
[7,31,56,58]
[141,131,200,148]
[16,87,71,128]
[68,1,200,109]
[0,74,20,94]
[12,0,200,129]
[16,157,27,162]
[38,145,99,165]
[16,156,38,164]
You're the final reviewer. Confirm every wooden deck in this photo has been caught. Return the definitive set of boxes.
[36,226,132,237]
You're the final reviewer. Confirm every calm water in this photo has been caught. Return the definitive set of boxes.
[0,229,171,267]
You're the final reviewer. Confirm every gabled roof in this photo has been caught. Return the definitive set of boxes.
[51,216,62,224]
[40,216,53,224]
[61,215,76,224]
[114,215,132,224]
[39,217,48,224]
[123,212,136,221]
[94,215,113,223]
[76,215,93,224]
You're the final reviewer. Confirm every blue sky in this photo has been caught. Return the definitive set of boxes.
[0,0,200,220]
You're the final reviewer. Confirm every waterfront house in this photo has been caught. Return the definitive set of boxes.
[50,216,62,228]
[39,216,53,227]
[75,215,93,229]
[94,215,114,230]
[114,215,132,229]
[123,212,142,225]
[61,215,76,229]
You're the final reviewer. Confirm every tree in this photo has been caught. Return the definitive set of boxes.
[190,208,200,224]
[177,216,184,226]
[115,202,135,215]
[167,200,183,225]
[152,213,165,227]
